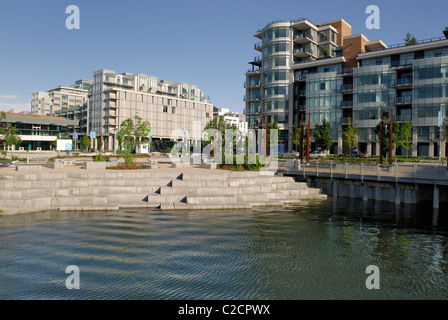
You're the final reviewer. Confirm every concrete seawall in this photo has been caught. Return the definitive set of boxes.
[0,169,327,215]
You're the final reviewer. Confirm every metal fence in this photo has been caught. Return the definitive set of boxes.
[281,159,448,182]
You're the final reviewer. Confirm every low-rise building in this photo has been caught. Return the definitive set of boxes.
[0,113,78,151]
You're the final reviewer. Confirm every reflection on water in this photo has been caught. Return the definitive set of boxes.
[0,198,448,300]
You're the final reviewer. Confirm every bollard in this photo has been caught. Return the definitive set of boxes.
[330,162,333,180]
[360,163,364,181]
[316,161,319,177]
[345,163,348,179]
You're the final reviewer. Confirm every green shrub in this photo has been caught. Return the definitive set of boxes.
[94,152,105,162]
[124,152,134,167]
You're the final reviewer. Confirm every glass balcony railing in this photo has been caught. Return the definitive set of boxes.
[294,33,314,41]
[391,96,413,104]
[254,42,262,50]
[340,101,353,107]
[339,84,353,91]
[294,47,313,55]
[244,80,261,88]
[244,94,261,101]
[394,114,412,122]
[391,78,413,86]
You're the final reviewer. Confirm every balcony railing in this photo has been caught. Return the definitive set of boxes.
[294,47,313,55]
[391,96,413,105]
[340,101,353,107]
[244,80,261,88]
[254,42,262,50]
[338,67,354,75]
[244,94,261,101]
[339,84,353,91]
[294,33,314,42]
[394,114,412,122]
[391,78,413,86]
[365,36,448,52]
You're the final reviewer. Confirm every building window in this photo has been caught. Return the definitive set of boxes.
[163,106,168,113]
[172,107,175,113]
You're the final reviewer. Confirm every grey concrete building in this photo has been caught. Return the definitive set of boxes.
[89,69,214,151]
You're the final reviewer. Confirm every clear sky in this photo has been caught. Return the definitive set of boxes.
[0,0,447,113]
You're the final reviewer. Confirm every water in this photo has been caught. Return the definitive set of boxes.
[1,198,448,300]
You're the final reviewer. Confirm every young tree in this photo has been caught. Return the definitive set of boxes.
[374,117,401,157]
[82,135,91,150]
[291,124,301,151]
[343,117,359,156]
[400,122,414,158]
[0,124,22,151]
[203,115,236,155]
[404,32,417,45]
[312,119,333,153]
[116,115,151,153]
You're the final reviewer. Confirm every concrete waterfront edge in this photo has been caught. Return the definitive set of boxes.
[0,169,327,215]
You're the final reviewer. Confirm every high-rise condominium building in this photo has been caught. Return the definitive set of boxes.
[90,69,213,151]
[245,18,448,157]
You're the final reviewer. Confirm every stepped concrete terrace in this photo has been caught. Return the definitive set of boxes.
[0,161,327,215]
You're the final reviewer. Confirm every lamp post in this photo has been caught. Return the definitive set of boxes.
[439,104,444,162]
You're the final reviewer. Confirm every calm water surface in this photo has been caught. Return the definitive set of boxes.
[1,198,448,300]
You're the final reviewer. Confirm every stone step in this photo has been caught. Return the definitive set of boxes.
[0,178,173,189]
[170,180,230,188]
[119,203,159,209]
[147,194,187,203]
[235,193,275,202]
[172,202,253,210]
[51,195,109,207]
[186,195,237,205]
[295,194,327,200]
[58,205,120,211]
[107,193,149,203]
[0,197,52,212]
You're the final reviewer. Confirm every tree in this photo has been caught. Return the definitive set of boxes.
[82,136,91,150]
[312,120,333,153]
[400,122,413,158]
[203,115,237,156]
[343,117,359,155]
[292,124,301,151]
[116,115,151,153]
[0,123,22,151]
[374,117,401,158]
[404,32,417,45]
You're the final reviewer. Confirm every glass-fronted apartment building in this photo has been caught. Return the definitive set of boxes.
[90,69,213,151]
[245,18,448,157]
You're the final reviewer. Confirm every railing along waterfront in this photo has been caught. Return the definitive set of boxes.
[280,160,448,184]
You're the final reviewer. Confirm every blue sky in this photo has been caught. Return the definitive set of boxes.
[0,0,447,113]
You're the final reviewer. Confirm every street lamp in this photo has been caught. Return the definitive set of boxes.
[439,104,445,162]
